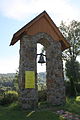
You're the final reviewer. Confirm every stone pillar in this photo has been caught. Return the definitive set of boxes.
[46,41,65,105]
[18,35,38,109]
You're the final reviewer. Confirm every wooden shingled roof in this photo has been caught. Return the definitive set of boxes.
[10,11,70,51]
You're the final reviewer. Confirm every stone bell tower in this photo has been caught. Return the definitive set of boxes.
[10,11,70,109]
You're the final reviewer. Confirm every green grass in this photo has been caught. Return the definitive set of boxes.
[64,96,80,114]
[0,102,59,120]
[0,96,80,120]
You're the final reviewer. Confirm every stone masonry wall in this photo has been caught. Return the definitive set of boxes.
[46,40,65,105]
[18,32,65,109]
[19,35,38,109]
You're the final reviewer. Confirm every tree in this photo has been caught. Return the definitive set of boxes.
[65,60,80,96]
[13,70,19,91]
[59,20,80,97]
[65,60,80,82]
[60,20,80,61]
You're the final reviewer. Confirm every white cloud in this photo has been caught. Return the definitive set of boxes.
[0,0,29,20]
[0,56,19,73]
[0,0,79,24]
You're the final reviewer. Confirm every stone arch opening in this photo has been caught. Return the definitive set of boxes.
[36,34,51,103]
[37,43,47,102]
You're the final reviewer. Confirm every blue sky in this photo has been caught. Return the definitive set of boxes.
[0,0,80,73]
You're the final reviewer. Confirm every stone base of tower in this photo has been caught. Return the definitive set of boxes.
[18,89,38,109]
[47,88,66,105]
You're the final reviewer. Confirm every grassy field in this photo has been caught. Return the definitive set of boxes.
[0,96,80,120]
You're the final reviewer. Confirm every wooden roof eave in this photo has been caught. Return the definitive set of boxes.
[10,29,70,51]
[10,11,70,51]
[10,11,47,46]
[10,29,28,45]
[44,13,70,49]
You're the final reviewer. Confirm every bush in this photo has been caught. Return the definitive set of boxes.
[0,90,18,105]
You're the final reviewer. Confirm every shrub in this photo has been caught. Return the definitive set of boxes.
[0,90,18,105]
[76,96,80,103]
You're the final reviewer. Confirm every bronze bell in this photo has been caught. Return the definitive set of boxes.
[38,53,46,64]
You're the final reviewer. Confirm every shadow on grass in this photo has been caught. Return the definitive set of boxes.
[0,102,59,120]
[38,96,80,115]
